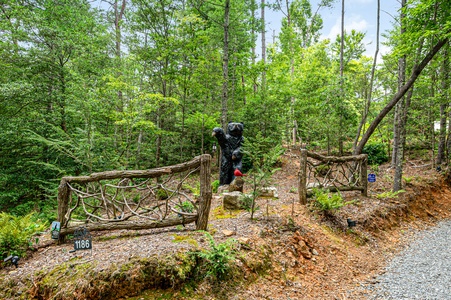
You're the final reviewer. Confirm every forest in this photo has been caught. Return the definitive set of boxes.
[0,0,450,223]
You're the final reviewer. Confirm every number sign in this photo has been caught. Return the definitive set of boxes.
[368,173,376,183]
[74,239,91,250]
[73,227,92,250]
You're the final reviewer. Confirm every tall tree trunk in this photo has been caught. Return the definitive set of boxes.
[338,0,345,155]
[250,0,257,96]
[353,0,380,154]
[261,0,266,89]
[441,43,450,164]
[437,102,447,165]
[391,0,407,171]
[285,0,297,146]
[444,43,451,163]
[392,0,406,191]
[113,0,126,150]
[221,0,230,129]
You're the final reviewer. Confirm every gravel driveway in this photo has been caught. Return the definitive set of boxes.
[367,220,451,299]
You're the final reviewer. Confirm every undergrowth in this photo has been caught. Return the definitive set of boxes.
[0,212,47,260]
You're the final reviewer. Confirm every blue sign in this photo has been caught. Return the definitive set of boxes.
[368,173,376,182]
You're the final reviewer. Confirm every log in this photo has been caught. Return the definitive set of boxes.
[61,155,203,184]
[59,216,198,237]
[307,151,367,163]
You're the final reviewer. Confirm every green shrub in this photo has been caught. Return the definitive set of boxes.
[0,212,48,260]
[182,183,200,198]
[212,180,220,193]
[362,142,389,165]
[175,201,195,213]
[313,188,346,212]
[156,188,169,200]
[195,232,237,280]
[376,189,405,199]
[8,200,57,225]
[239,193,260,213]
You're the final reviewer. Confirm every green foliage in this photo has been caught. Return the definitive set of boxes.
[376,190,406,199]
[362,143,389,165]
[211,180,220,193]
[313,188,347,212]
[403,176,414,185]
[239,193,260,213]
[156,188,169,200]
[195,232,237,280]
[0,212,48,260]
[176,201,195,213]
[183,183,200,198]
[8,201,57,225]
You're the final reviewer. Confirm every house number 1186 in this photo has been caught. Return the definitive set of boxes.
[74,239,92,250]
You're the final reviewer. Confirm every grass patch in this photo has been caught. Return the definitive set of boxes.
[211,206,238,220]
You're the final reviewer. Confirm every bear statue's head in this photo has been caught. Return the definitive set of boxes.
[227,122,244,137]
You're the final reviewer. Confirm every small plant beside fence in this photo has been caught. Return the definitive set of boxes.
[298,149,368,204]
[57,155,212,240]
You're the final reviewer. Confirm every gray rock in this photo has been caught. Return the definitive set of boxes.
[223,191,243,210]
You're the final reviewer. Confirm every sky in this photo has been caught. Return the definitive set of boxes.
[264,0,401,58]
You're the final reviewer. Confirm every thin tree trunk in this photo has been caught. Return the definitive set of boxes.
[444,43,451,163]
[285,0,296,146]
[221,0,230,129]
[251,0,257,96]
[338,0,345,155]
[392,0,406,170]
[353,0,380,154]
[441,43,450,164]
[261,0,266,89]
[437,102,447,165]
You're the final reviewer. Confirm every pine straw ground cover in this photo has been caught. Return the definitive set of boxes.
[1,148,451,299]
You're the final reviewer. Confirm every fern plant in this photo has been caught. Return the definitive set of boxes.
[195,232,237,280]
[176,201,195,213]
[376,189,406,199]
[313,188,346,212]
[0,212,47,260]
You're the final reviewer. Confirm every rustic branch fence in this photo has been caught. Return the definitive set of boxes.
[57,154,212,240]
[298,149,368,204]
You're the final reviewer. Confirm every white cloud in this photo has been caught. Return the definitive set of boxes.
[324,14,369,41]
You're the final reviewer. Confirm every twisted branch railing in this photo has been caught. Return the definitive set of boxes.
[299,149,368,204]
[57,155,212,240]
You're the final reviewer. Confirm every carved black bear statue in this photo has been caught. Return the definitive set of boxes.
[212,122,244,185]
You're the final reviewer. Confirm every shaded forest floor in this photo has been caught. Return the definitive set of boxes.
[1,148,451,299]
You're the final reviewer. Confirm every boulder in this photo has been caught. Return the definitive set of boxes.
[217,184,230,194]
[223,191,243,210]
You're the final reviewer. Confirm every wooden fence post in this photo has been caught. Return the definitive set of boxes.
[299,149,307,204]
[196,154,212,230]
[360,154,368,196]
[57,178,71,242]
